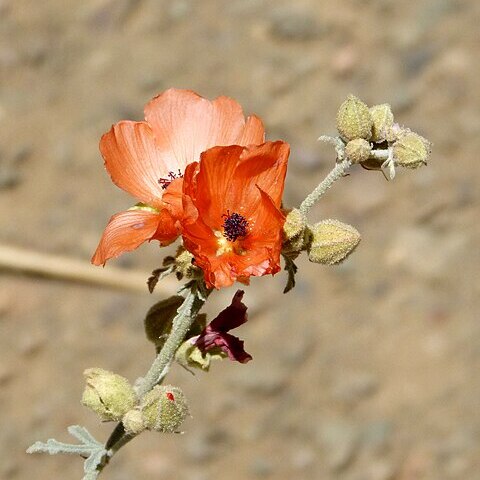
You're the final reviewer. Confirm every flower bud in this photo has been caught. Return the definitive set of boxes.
[141,385,189,433]
[307,219,361,265]
[283,208,305,241]
[369,104,394,142]
[82,368,137,422]
[282,208,307,253]
[345,139,371,164]
[336,95,373,141]
[393,132,431,169]
[122,409,145,436]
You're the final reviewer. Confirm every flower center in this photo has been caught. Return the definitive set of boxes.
[222,211,249,242]
[158,169,183,190]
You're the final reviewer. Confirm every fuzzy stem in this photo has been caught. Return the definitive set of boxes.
[370,149,390,161]
[299,159,351,216]
[96,284,208,475]
[136,287,206,397]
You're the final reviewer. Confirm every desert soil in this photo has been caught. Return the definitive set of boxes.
[0,1,479,479]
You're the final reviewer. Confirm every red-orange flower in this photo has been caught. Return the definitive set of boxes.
[181,141,290,289]
[92,88,265,266]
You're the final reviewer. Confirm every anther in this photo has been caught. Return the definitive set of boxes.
[158,169,183,189]
[222,211,249,242]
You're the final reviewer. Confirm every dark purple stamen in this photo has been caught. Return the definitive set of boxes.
[222,211,249,242]
[158,169,183,189]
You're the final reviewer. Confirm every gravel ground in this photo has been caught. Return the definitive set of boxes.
[1,1,479,479]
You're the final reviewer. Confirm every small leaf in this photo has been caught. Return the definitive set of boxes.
[68,426,103,448]
[282,255,298,294]
[27,425,107,476]
[27,439,93,456]
[147,265,174,293]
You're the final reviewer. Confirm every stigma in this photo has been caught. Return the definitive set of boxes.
[222,211,249,242]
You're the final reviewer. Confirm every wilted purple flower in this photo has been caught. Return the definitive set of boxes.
[194,290,252,363]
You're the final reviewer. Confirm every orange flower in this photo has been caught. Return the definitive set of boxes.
[92,89,265,266]
[181,141,290,289]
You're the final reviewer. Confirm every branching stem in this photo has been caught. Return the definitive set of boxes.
[299,159,351,216]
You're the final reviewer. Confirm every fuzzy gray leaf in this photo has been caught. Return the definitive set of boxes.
[68,425,103,448]
[27,439,92,456]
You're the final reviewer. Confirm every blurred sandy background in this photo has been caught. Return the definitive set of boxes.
[1,0,479,479]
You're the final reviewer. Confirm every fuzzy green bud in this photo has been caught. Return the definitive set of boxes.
[282,208,307,254]
[369,104,394,142]
[122,409,145,436]
[393,132,431,169]
[345,139,371,164]
[336,95,373,141]
[283,208,306,241]
[307,219,361,265]
[82,368,137,422]
[141,385,189,433]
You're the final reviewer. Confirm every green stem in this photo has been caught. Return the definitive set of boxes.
[97,283,209,475]
[299,159,351,217]
[136,287,206,397]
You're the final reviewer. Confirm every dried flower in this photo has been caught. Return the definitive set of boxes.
[92,89,265,266]
[181,141,289,289]
[194,290,252,363]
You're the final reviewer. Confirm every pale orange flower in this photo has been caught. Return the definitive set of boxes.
[181,141,290,289]
[92,89,265,265]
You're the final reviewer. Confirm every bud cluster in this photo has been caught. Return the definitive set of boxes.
[333,95,431,179]
[81,368,189,435]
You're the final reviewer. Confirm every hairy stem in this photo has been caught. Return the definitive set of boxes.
[136,287,206,396]
[97,284,209,475]
[299,159,351,216]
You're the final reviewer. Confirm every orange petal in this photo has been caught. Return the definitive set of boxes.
[161,177,184,221]
[239,187,285,272]
[151,206,182,244]
[188,142,289,229]
[144,89,265,169]
[236,115,265,146]
[91,209,162,265]
[235,141,290,207]
[187,145,245,229]
[100,121,178,208]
